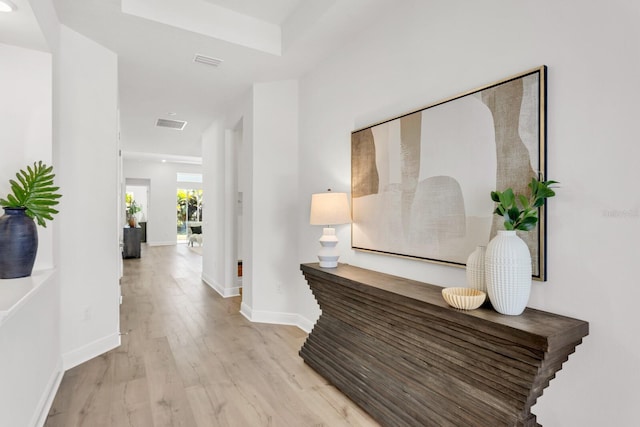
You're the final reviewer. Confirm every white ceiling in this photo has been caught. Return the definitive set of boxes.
[201,0,302,25]
[3,0,394,162]
[0,0,48,51]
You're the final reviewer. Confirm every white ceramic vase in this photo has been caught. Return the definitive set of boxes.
[466,246,486,293]
[485,230,532,315]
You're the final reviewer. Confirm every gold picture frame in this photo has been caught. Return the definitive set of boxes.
[351,66,548,280]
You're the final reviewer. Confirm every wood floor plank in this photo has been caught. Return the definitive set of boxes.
[47,353,115,427]
[45,244,379,426]
[144,337,199,427]
[108,378,154,427]
[185,384,254,427]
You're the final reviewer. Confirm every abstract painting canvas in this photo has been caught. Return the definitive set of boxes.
[351,66,548,279]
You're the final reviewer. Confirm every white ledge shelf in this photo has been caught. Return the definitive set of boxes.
[0,269,56,325]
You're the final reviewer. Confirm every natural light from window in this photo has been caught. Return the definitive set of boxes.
[176,172,202,183]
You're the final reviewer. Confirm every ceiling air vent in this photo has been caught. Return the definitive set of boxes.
[156,118,187,130]
[193,54,223,67]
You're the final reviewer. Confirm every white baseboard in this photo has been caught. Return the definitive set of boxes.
[146,241,177,247]
[296,315,316,333]
[62,332,121,371]
[240,302,316,333]
[32,358,63,427]
[202,273,241,298]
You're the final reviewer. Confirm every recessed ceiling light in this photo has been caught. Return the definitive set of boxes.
[0,0,17,12]
[167,112,177,116]
[161,159,167,163]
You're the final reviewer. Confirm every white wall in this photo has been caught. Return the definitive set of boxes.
[55,25,121,369]
[1,6,123,423]
[248,80,299,320]
[203,82,301,323]
[294,1,639,425]
[201,119,230,294]
[234,127,244,263]
[201,120,241,298]
[0,43,53,270]
[0,272,60,427]
[0,41,61,427]
[123,159,202,245]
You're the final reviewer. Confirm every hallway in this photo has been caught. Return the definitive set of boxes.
[45,245,377,426]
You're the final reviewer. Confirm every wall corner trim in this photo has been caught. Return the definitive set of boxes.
[31,358,64,427]
[240,302,314,333]
[62,332,120,371]
[201,273,241,298]
[145,241,178,247]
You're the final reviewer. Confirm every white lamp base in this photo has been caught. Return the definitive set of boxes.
[318,227,340,268]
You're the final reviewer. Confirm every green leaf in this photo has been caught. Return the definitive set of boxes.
[517,216,538,231]
[507,206,520,221]
[16,173,28,189]
[491,178,558,233]
[540,187,556,198]
[7,194,21,206]
[518,194,529,209]
[533,198,546,208]
[1,161,62,227]
[500,188,515,207]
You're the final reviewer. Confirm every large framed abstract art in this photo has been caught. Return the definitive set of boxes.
[351,66,549,280]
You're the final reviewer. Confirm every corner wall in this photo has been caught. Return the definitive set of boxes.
[296,1,639,425]
[248,80,300,321]
[201,120,235,296]
[55,25,120,369]
[203,81,302,325]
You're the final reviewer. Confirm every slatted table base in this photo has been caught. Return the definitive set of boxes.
[299,263,588,427]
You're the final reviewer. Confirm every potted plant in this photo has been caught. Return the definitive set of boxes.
[127,200,141,228]
[485,177,557,315]
[490,178,558,231]
[0,161,62,279]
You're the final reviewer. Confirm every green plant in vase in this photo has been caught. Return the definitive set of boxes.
[490,177,558,231]
[486,177,558,316]
[0,161,62,227]
[127,200,142,227]
[0,161,61,278]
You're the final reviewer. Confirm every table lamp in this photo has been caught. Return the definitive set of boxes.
[309,190,351,268]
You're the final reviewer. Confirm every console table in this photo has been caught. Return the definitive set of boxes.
[299,263,588,427]
[122,227,141,259]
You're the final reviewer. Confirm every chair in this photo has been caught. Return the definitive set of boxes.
[187,223,203,246]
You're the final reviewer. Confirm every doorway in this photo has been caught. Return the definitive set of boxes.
[125,179,150,242]
[176,188,203,243]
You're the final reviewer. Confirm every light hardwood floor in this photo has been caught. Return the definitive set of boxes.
[45,244,379,427]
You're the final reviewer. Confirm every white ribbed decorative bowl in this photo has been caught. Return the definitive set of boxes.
[442,287,486,310]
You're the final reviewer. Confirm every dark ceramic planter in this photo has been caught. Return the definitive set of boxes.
[0,207,38,279]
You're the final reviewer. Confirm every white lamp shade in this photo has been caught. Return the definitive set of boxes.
[310,192,351,226]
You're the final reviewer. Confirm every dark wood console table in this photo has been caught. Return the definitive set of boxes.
[299,263,588,427]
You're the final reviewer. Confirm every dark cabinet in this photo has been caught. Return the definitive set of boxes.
[123,227,141,258]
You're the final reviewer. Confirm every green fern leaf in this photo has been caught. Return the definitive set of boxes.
[1,161,62,228]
